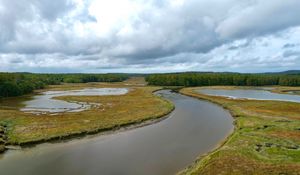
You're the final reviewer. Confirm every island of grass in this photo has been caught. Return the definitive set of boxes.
[179,86,300,175]
[270,86,300,95]
[0,81,174,150]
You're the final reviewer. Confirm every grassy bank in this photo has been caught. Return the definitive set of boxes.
[0,125,6,153]
[0,82,174,149]
[179,87,300,175]
[270,86,300,95]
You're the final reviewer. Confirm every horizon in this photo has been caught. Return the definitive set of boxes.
[1,0,300,73]
[1,69,300,74]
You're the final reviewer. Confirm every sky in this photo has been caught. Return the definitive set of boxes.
[0,0,300,73]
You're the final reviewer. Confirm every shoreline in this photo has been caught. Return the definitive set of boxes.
[12,107,174,149]
[178,87,300,174]
[1,89,175,153]
[2,89,234,173]
[177,89,237,174]
[0,89,236,175]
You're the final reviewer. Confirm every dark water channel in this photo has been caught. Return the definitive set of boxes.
[0,90,233,175]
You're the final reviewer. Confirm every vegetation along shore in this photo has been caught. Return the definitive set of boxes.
[179,87,300,175]
[1,72,300,174]
[0,79,174,152]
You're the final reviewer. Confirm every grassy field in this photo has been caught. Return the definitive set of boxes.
[270,86,300,95]
[0,80,174,151]
[180,87,300,175]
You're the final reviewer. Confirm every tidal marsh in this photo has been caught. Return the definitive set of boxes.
[0,82,174,148]
[180,87,300,175]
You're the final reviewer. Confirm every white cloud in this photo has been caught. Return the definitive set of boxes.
[0,0,300,73]
[216,0,300,39]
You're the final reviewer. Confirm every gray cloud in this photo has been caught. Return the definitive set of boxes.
[33,0,75,21]
[0,0,75,42]
[283,50,300,58]
[216,1,300,39]
[0,0,300,73]
[283,43,299,48]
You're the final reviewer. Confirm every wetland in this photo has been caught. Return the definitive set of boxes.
[0,90,233,175]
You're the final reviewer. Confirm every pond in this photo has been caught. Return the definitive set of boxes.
[20,88,128,114]
[0,90,234,175]
[198,89,300,103]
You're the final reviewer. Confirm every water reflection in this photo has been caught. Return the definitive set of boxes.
[21,88,128,114]
[198,89,300,103]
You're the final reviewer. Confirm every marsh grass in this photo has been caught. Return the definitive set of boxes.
[0,82,174,146]
[180,87,300,175]
[271,86,300,96]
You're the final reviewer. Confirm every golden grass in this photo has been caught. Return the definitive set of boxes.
[0,81,173,146]
[270,86,300,95]
[179,87,300,175]
[123,76,147,85]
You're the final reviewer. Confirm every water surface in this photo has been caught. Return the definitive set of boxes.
[198,88,300,103]
[0,90,233,175]
[20,88,128,114]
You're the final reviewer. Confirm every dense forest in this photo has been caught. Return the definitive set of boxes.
[0,73,128,98]
[146,73,300,87]
[2,72,300,98]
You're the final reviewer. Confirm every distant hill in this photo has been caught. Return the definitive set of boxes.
[266,70,300,75]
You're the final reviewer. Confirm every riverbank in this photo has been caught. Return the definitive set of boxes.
[0,89,234,175]
[179,87,300,175]
[0,125,7,153]
[0,83,174,151]
[270,86,300,95]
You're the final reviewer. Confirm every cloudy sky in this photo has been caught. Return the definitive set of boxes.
[0,0,300,73]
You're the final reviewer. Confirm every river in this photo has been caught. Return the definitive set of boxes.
[0,90,234,175]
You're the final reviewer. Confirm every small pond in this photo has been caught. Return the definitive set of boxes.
[20,88,128,114]
[198,89,300,103]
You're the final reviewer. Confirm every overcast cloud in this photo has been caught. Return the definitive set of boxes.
[0,0,300,73]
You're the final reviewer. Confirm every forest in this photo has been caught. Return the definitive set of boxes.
[0,73,128,98]
[146,72,300,87]
[2,72,300,98]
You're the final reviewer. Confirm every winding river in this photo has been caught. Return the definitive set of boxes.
[0,90,234,175]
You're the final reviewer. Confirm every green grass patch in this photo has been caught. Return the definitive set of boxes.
[0,82,174,146]
[179,87,300,175]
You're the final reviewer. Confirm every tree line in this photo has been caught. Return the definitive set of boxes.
[146,73,300,87]
[0,73,128,98]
